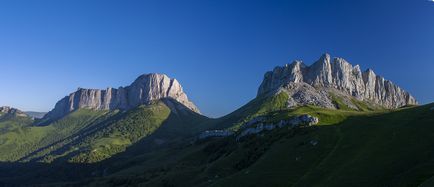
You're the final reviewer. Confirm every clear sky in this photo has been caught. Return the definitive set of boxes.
[1,0,433,117]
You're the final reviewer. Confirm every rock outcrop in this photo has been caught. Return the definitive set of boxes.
[43,73,200,121]
[198,130,234,140]
[236,114,319,141]
[0,106,28,118]
[198,114,319,141]
[258,53,417,109]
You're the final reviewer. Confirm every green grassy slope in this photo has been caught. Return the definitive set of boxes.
[0,113,33,133]
[291,104,434,187]
[0,100,209,164]
[87,99,434,187]
[88,105,366,186]
[1,92,433,187]
[203,92,290,131]
[42,102,172,163]
[207,91,383,132]
[0,109,108,161]
[207,104,434,187]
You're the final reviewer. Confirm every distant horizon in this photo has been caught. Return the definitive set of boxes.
[1,0,434,117]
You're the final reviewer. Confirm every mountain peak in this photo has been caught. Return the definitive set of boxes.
[42,73,200,122]
[320,53,331,61]
[305,54,333,87]
[132,73,169,83]
[258,54,417,109]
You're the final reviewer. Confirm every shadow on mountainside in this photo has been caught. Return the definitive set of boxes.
[0,104,434,186]
[0,99,211,186]
[17,111,122,162]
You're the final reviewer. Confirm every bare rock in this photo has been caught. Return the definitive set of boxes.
[198,130,234,139]
[0,106,28,118]
[43,74,200,122]
[280,82,335,109]
[258,53,417,109]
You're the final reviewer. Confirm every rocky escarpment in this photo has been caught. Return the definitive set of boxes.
[258,53,417,109]
[197,114,319,141]
[43,74,200,121]
[0,106,28,118]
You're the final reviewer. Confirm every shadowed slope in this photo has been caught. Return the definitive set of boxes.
[86,103,433,187]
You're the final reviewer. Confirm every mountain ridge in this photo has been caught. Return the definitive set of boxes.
[0,106,28,118]
[258,53,417,109]
[41,73,200,123]
[0,56,432,186]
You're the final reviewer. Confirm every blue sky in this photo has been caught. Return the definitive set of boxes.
[0,0,433,117]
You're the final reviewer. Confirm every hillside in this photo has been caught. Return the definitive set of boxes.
[0,108,109,162]
[0,99,208,164]
[0,73,209,164]
[83,102,434,187]
[1,91,431,186]
[0,63,429,186]
[0,106,34,135]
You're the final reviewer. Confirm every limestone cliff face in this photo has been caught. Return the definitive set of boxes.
[258,53,417,109]
[44,74,200,121]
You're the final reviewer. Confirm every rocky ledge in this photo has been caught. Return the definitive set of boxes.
[198,114,319,141]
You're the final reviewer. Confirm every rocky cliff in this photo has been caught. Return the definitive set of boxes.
[258,53,417,109]
[43,73,200,121]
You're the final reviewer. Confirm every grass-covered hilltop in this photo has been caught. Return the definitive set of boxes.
[0,55,433,186]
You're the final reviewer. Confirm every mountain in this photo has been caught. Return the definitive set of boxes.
[0,107,45,121]
[0,106,33,136]
[0,106,29,119]
[41,73,200,124]
[258,53,417,109]
[87,103,432,187]
[0,74,208,164]
[24,111,47,119]
[0,60,432,187]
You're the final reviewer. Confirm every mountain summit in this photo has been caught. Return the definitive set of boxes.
[43,73,200,122]
[258,53,417,109]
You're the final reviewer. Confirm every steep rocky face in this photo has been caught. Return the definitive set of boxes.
[258,53,417,109]
[43,74,200,121]
[0,106,28,118]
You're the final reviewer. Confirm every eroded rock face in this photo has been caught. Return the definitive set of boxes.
[0,106,28,117]
[44,74,200,121]
[258,53,417,109]
[235,114,319,141]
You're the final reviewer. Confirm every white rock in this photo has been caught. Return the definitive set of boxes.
[257,53,418,109]
[198,130,234,139]
[44,73,200,121]
[235,114,319,141]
